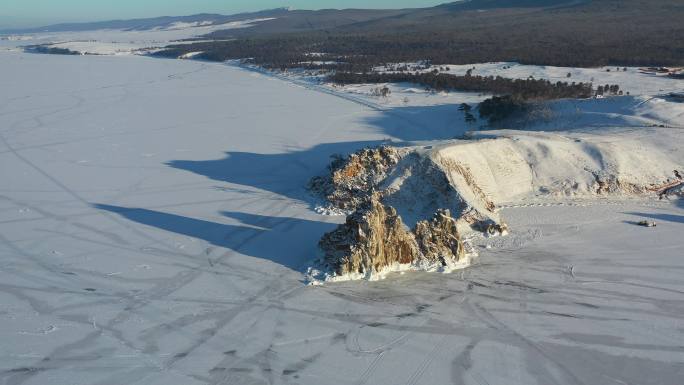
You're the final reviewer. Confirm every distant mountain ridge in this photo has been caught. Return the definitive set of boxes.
[438,0,587,10]
[0,1,589,36]
[202,0,592,38]
[0,8,291,34]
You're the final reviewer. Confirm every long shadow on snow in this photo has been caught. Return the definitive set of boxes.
[165,104,475,203]
[94,204,337,271]
[362,103,474,141]
[166,140,386,203]
[625,211,684,224]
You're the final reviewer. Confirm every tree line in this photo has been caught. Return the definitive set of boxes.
[26,45,80,55]
[330,71,595,100]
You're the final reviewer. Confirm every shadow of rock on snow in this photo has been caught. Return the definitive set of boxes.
[94,204,336,271]
[363,104,476,141]
[164,105,485,203]
[625,211,684,225]
[366,96,671,136]
[166,140,386,203]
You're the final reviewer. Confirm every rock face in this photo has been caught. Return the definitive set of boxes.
[312,135,684,279]
[319,195,420,275]
[414,209,465,264]
[310,145,504,231]
[319,197,466,276]
[309,146,402,211]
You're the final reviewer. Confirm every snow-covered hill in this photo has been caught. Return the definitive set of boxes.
[1,17,275,56]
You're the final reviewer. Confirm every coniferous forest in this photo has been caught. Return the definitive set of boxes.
[155,0,684,70]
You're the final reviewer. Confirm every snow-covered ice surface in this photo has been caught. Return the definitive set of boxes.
[0,18,274,56]
[1,50,684,384]
[247,61,683,136]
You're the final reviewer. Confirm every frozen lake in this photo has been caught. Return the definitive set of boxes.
[1,52,683,385]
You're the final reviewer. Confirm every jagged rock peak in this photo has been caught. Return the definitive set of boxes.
[319,195,420,276]
[309,145,403,211]
[414,209,465,265]
[319,196,469,279]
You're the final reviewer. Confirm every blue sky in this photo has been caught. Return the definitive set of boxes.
[0,0,446,28]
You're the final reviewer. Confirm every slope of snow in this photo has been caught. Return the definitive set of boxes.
[4,18,274,55]
[335,126,682,232]
[257,61,683,137]
[377,61,684,96]
[444,127,682,215]
[161,21,216,30]
[1,50,683,385]
[504,96,681,131]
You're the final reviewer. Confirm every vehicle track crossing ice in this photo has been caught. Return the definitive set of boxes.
[0,48,683,385]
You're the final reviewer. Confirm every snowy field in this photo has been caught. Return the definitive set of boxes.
[273,60,684,110]
[0,18,273,55]
[1,48,683,385]
[255,61,683,136]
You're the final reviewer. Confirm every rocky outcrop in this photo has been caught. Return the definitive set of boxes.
[310,144,506,232]
[319,195,420,276]
[309,146,403,211]
[650,170,684,199]
[414,209,465,264]
[319,197,467,277]
[592,172,645,195]
[312,130,684,280]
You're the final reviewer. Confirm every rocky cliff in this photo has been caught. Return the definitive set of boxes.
[309,146,404,212]
[311,131,682,280]
[309,144,503,231]
[319,196,467,277]
[414,209,465,265]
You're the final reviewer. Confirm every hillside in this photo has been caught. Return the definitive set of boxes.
[162,0,684,68]
[0,8,290,34]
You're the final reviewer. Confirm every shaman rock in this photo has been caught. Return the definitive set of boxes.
[319,196,420,275]
[319,198,469,277]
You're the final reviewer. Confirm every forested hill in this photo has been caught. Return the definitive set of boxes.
[0,8,291,34]
[158,0,684,68]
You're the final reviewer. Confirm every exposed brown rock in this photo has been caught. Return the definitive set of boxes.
[310,145,502,234]
[319,195,420,275]
[650,170,684,199]
[309,146,402,211]
[593,173,635,195]
[414,209,465,265]
[319,198,467,277]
